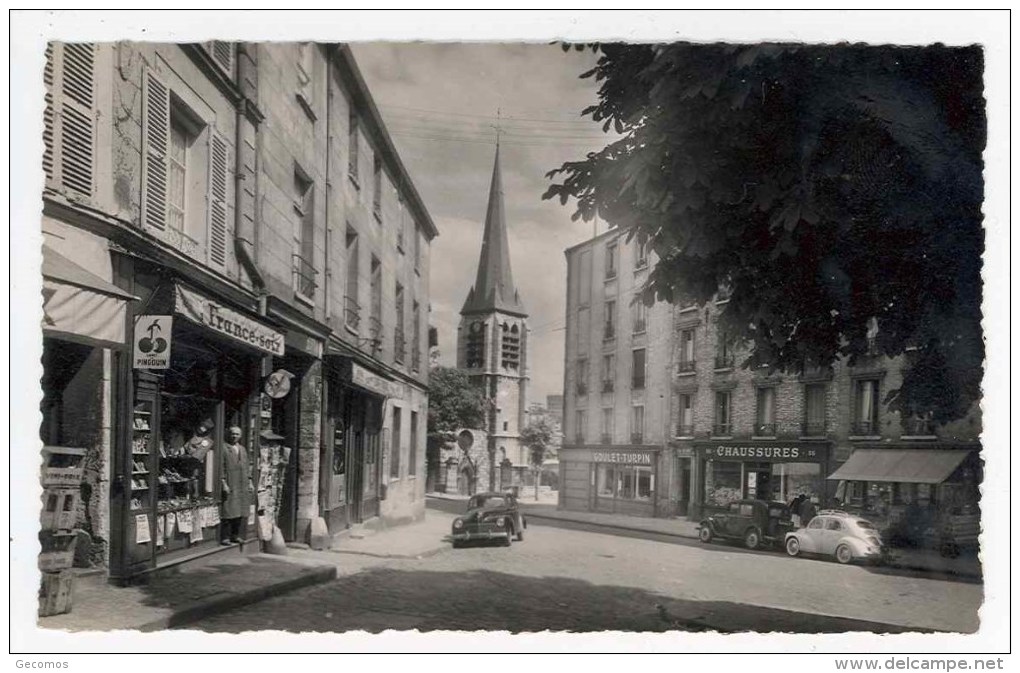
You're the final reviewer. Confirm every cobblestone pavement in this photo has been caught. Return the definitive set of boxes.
[187,522,982,634]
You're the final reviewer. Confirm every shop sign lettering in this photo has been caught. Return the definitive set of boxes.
[593,451,653,465]
[703,444,823,462]
[174,284,284,356]
[352,363,403,399]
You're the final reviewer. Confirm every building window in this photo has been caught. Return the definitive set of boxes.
[903,412,936,437]
[574,409,587,445]
[501,323,521,370]
[394,282,405,364]
[390,406,402,479]
[409,411,418,476]
[293,169,317,301]
[575,358,589,396]
[678,328,695,373]
[344,225,360,330]
[631,406,644,444]
[803,383,827,436]
[576,307,590,355]
[715,331,735,369]
[44,43,97,199]
[714,390,732,436]
[635,239,648,269]
[678,393,694,437]
[167,118,190,237]
[865,317,880,355]
[604,300,616,340]
[631,348,646,390]
[597,464,652,502]
[605,242,618,280]
[853,378,880,436]
[466,320,485,369]
[601,354,615,393]
[369,256,382,351]
[413,222,421,272]
[578,249,593,306]
[373,155,383,222]
[631,299,647,334]
[411,300,422,372]
[755,387,777,437]
[348,110,359,185]
[601,408,614,445]
[295,42,316,121]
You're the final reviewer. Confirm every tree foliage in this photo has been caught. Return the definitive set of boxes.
[545,43,985,423]
[427,367,486,441]
[520,417,556,467]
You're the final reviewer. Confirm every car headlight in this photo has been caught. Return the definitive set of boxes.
[495,517,505,527]
[453,518,464,530]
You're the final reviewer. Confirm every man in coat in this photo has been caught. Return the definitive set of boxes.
[221,426,253,544]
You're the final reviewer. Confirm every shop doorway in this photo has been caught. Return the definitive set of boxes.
[746,462,772,501]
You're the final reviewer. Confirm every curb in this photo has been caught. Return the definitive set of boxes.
[137,564,337,631]
[522,511,983,581]
[326,545,449,560]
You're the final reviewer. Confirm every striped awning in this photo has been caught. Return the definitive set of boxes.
[42,245,136,347]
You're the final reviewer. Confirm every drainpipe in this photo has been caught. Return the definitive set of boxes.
[234,42,266,297]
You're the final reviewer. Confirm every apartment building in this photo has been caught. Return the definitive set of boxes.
[39,42,437,583]
[560,230,675,518]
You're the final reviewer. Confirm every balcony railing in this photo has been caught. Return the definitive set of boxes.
[630,432,644,444]
[677,359,696,374]
[344,295,361,330]
[903,417,936,436]
[600,433,612,445]
[754,423,777,437]
[575,381,588,396]
[801,421,827,437]
[714,354,735,369]
[677,424,694,437]
[632,319,647,334]
[394,329,406,364]
[366,315,382,353]
[292,253,318,299]
[603,324,616,341]
[712,423,732,437]
[851,420,879,436]
[601,379,614,393]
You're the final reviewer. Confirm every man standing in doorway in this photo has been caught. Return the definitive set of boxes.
[221,426,253,545]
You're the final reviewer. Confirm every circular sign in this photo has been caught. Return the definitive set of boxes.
[264,369,294,399]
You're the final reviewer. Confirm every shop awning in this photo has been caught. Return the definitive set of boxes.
[42,245,137,347]
[828,449,971,484]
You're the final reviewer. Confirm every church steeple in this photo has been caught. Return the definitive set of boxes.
[460,146,527,317]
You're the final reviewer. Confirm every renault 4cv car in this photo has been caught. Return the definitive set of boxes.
[450,492,527,548]
[784,510,888,564]
[697,499,795,550]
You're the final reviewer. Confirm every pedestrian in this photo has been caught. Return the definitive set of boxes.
[220,426,253,545]
[799,496,818,527]
[789,494,805,527]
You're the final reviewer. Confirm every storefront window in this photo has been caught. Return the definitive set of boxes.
[597,464,653,501]
[596,464,615,497]
[768,462,821,503]
[157,395,219,517]
[705,460,741,506]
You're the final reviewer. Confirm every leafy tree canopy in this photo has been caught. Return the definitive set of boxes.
[545,43,985,423]
[520,417,556,467]
[427,367,486,440]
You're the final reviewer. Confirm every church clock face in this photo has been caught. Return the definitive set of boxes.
[470,321,484,334]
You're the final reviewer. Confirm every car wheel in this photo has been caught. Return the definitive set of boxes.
[785,536,801,557]
[835,544,853,564]
[744,528,761,550]
[516,527,524,542]
[698,525,713,543]
[503,531,513,547]
[452,540,463,549]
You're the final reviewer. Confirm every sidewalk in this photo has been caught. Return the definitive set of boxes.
[305,511,456,560]
[430,494,983,580]
[38,547,337,632]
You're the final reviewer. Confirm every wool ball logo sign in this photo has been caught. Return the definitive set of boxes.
[133,315,173,369]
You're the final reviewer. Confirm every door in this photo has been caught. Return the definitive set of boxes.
[277,388,299,541]
[346,396,364,524]
[821,517,845,555]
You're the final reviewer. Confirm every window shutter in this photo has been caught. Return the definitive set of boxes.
[207,132,229,268]
[207,42,235,78]
[42,44,55,182]
[59,43,96,198]
[141,69,170,232]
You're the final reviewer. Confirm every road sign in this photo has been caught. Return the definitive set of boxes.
[133,315,172,369]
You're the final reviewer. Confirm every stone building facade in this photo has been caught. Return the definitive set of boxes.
[39,41,437,582]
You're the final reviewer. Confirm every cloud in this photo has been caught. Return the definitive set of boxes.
[351,43,606,400]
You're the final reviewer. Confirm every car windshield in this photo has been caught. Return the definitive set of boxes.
[469,496,506,509]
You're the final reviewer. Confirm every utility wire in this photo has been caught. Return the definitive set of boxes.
[378,102,597,124]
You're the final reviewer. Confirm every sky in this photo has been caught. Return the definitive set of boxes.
[350,43,611,404]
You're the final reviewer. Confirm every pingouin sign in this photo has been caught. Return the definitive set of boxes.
[133,315,173,369]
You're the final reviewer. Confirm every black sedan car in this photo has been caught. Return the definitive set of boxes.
[450,492,527,548]
[697,499,795,550]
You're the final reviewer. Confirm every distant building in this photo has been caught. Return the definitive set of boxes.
[545,394,564,428]
[456,146,529,491]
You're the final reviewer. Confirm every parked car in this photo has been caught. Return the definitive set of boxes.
[784,510,888,564]
[450,491,527,548]
[698,499,795,550]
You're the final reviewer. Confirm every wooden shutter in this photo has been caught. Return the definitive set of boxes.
[43,43,95,198]
[207,132,229,268]
[141,69,170,232]
[207,41,235,78]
